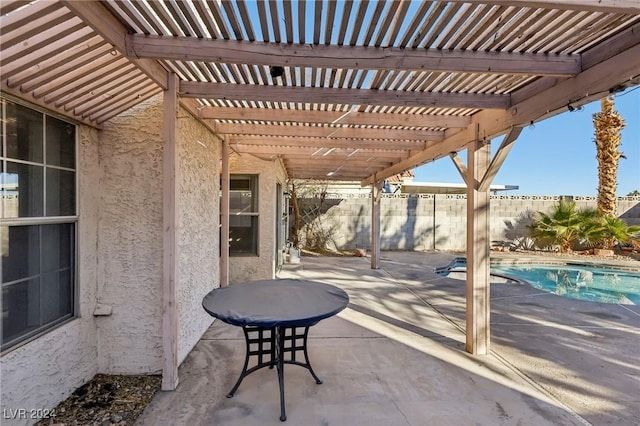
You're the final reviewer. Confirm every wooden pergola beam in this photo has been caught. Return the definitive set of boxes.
[231,135,427,151]
[478,126,523,191]
[127,34,581,77]
[289,171,378,180]
[287,169,394,179]
[449,151,469,185]
[283,158,394,168]
[459,0,640,14]
[215,122,444,140]
[362,41,640,186]
[182,82,511,110]
[201,106,471,128]
[233,145,408,159]
[361,126,478,185]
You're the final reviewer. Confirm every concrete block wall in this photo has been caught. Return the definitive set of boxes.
[303,194,640,252]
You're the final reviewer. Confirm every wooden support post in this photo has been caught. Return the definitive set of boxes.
[370,178,383,269]
[162,73,179,390]
[220,135,230,287]
[465,135,491,355]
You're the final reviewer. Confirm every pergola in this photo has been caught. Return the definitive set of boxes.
[2,0,639,389]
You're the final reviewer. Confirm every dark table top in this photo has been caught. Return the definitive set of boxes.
[202,278,349,328]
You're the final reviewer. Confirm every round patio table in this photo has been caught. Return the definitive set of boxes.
[202,278,349,421]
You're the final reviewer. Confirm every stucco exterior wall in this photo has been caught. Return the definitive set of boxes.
[228,154,287,283]
[176,108,219,363]
[1,96,276,423]
[306,194,640,252]
[96,96,164,374]
[1,126,101,426]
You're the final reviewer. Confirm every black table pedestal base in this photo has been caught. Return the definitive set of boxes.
[226,325,322,421]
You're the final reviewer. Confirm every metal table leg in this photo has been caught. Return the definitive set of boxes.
[276,326,287,421]
[227,325,323,422]
[226,326,276,398]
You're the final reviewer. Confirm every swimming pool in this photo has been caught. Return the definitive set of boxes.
[437,259,640,305]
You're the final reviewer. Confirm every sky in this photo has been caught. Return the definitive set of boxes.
[413,87,640,197]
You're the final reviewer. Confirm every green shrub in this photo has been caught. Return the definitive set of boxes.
[528,199,639,252]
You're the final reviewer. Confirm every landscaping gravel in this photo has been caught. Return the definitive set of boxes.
[36,374,161,426]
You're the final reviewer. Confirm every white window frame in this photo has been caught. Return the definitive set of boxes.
[1,98,78,353]
[228,174,259,256]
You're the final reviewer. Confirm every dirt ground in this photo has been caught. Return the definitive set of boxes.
[37,374,161,426]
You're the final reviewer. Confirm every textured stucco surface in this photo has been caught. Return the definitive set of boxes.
[228,154,287,283]
[96,96,164,374]
[1,96,282,423]
[1,126,101,426]
[176,108,219,362]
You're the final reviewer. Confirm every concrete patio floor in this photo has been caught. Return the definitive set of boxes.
[137,251,640,426]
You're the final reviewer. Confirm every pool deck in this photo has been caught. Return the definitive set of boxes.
[137,251,640,426]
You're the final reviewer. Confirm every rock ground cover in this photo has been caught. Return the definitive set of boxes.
[37,374,161,426]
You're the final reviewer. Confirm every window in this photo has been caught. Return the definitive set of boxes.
[1,99,76,352]
[228,175,258,255]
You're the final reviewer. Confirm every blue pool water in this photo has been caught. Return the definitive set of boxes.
[491,264,640,305]
[438,260,640,305]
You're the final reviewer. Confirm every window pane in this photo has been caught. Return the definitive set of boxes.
[5,101,43,163]
[0,101,77,351]
[2,224,40,283]
[41,223,72,271]
[229,175,257,213]
[230,190,254,212]
[2,278,41,344]
[41,269,73,324]
[230,215,258,254]
[1,223,74,350]
[46,116,75,168]
[1,170,20,219]
[230,178,251,191]
[1,99,4,156]
[46,168,75,216]
[5,161,43,218]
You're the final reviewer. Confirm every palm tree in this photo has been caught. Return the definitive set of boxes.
[593,96,626,218]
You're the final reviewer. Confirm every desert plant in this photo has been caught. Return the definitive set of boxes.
[288,179,339,251]
[528,199,597,252]
[585,216,640,250]
[529,199,640,252]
